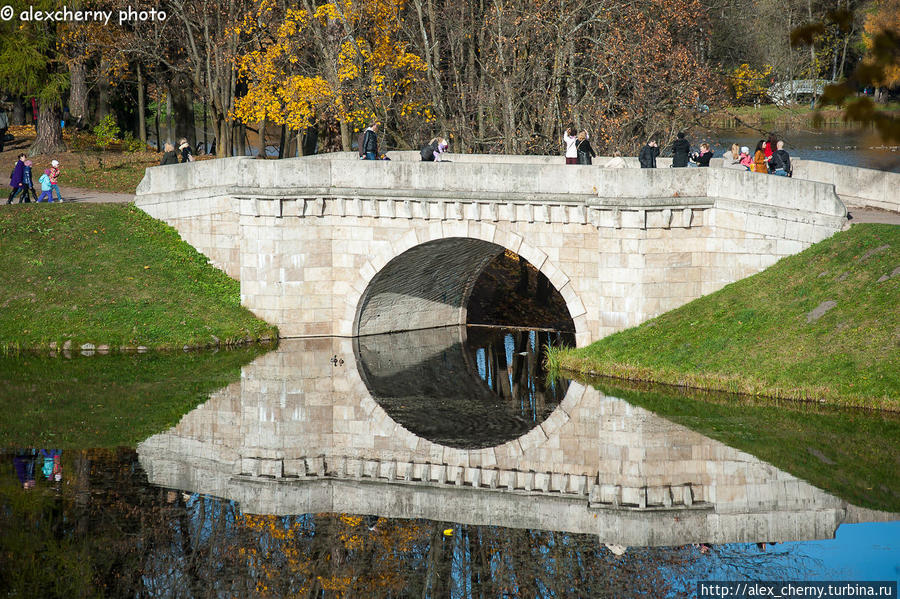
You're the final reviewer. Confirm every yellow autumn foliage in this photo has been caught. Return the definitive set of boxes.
[233,0,430,134]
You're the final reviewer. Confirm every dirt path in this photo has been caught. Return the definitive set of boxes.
[845,206,900,226]
[61,187,135,203]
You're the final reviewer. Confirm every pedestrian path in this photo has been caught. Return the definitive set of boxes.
[63,187,135,203]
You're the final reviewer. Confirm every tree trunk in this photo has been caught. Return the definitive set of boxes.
[69,60,89,126]
[339,117,350,152]
[136,63,147,143]
[95,59,112,125]
[171,74,195,147]
[165,90,174,144]
[30,104,66,156]
[12,97,24,125]
[257,118,266,158]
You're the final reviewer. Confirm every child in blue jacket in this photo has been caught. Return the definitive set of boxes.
[37,169,53,202]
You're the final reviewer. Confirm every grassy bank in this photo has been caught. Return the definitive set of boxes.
[589,378,900,513]
[708,102,900,128]
[0,203,277,351]
[554,224,900,410]
[0,347,267,447]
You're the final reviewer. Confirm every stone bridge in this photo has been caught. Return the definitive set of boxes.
[767,79,834,104]
[135,154,850,345]
[137,332,895,547]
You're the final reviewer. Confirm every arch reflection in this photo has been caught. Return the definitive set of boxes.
[354,326,573,448]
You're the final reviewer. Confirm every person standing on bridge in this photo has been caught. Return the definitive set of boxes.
[563,126,578,164]
[639,139,659,168]
[362,123,380,160]
[768,140,791,177]
[575,131,596,165]
[671,132,691,167]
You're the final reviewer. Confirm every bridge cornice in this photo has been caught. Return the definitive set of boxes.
[231,189,710,231]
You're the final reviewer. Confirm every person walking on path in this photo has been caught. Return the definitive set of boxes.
[48,159,63,202]
[362,123,379,160]
[36,169,52,202]
[768,140,791,176]
[563,126,578,164]
[22,160,37,202]
[160,142,179,165]
[639,139,659,168]
[178,138,194,163]
[671,132,690,167]
[7,153,27,204]
[576,131,596,165]
[0,105,9,153]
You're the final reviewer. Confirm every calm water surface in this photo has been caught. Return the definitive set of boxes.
[1,328,898,597]
[709,127,900,172]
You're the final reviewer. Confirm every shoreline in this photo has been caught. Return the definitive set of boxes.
[553,356,900,413]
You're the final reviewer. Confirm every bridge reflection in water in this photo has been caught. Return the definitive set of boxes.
[138,328,896,548]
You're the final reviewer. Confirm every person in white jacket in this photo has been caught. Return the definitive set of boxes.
[563,126,578,164]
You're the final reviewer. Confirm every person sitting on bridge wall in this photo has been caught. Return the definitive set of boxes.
[638,138,659,168]
[604,150,627,168]
[768,140,792,177]
[739,146,753,170]
[420,137,449,161]
[764,134,777,172]
[671,132,691,167]
[752,141,768,173]
[690,143,713,167]
[722,143,744,169]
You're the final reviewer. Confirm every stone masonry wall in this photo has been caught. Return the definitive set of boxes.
[135,156,847,344]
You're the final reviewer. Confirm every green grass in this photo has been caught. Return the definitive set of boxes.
[0,203,278,351]
[0,347,267,448]
[555,224,900,410]
[710,101,900,125]
[589,378,900,513]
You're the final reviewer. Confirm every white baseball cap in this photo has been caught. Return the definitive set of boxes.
[51,159,59,167]
[740,146,750,154]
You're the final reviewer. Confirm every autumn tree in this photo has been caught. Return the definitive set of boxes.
[0,0,69,154]
[233,0,430,153]
[793,1,900,142]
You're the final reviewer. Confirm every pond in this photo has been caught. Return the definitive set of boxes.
[1,328,898,597]
[707,127,900,173]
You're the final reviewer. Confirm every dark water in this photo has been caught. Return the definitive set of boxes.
[1,328,898,597]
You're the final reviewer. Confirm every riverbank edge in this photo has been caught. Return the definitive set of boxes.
[548,353,899,413]
[1,335,279,357]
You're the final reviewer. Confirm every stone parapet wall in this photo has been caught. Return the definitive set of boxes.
[792,159,900,212]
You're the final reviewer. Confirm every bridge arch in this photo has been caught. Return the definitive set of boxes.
[341,225,588,341]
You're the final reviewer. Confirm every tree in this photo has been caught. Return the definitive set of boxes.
[0,0,69,155]
[793,1,900,142]
[233,0,430,152]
